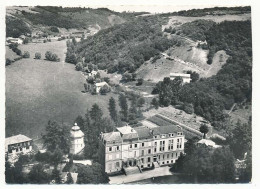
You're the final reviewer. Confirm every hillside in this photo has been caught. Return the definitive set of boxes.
[6,6,137,38]
[5,40,119,138]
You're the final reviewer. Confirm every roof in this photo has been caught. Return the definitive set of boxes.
[134,126,153,139]
[170,73,191,78]
[197,139,221,148]
[117,126,139,140]
[71,123,80,131]
[95,81,108,87]
[103,131,122,142]
[70,126,84,138]
[117,126,137,135]
[5,134,32,151]
[153,125,182,135]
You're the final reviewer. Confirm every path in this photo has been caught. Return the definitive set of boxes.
[109,166,172,184]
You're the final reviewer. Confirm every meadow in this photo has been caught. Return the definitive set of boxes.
[6,41,118,138]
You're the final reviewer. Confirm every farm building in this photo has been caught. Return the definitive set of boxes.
[5,134,33,163]
[95,81,110,93]
[6,37,23,44]
[86,70,98,77]
[170,73,191,83]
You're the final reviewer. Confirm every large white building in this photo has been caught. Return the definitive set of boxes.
[99,125,185,174]
[70,123,85,155]
[170,73,191,83]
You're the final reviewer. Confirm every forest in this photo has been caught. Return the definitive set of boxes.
[70,16,182,73]
[6,16,31,37]
[155,20,252,130]
[161,6,251,17]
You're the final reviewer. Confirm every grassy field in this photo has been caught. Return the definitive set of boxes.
[5,46,20,61]
[6,41,118,138]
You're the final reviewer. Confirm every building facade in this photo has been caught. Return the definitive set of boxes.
[99,125,185,174]
[5,134,33,163]
[70,123,85,155]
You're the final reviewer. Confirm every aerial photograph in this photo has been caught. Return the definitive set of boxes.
[5,3,252,184]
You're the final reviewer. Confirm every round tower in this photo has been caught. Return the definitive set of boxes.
[70,123,85,155]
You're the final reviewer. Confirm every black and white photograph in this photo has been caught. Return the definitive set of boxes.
[2,0,258,187]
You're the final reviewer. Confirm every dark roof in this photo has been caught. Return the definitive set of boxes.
[153,125,182,135]
[134,126,153,139]
[103,132,122,142]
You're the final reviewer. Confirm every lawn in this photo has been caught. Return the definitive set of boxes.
[6,41,118,138]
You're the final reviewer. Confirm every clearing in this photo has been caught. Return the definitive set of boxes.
[6,40,118,138]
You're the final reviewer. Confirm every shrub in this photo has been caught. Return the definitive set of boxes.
[6,58,12,66]
[75,62,83,71]
[23,51,30,58]
[23,38,29,44]
[50,26,59,33]
[45,51,60,62]
[136,78,143,86]
[35,52,41,59]
[100,85,111,95]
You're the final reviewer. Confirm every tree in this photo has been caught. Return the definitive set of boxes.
[5,157,28,184]
[51,148,64,167]
[108,97,118,124]
[45,51,60,62]
[151,98,159,109]
[42,121,70,153]
[66,172,74,184]
[199,124,209,139]
[137,97,145,109]
[75,62,83,71]
[100,84,110,95]
[51,168,61,184]
[104,77,110,84]
[74,115,84,130]
[23,37,29,44]
[90,104,103,124]
[227,121,252,159]
[136,78,143,86]
[50,26,59,33]
[35,52,41,59]
[119,93,128,121]
[28,163,50,184]
[173,145,236,183]
[77,163,109,184]
[23,51,30,58]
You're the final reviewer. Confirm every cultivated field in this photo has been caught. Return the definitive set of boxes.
[6,40,119,138]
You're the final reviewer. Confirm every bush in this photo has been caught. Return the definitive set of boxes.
[23,38,29,44]
[50,26,59,33]
[35,52,41,59]
[45,51,60,62]
[75,62,83,71]
[23,51,30,58]
[136,78,143,86]
[6,58,12,66]
[100,84,111,95]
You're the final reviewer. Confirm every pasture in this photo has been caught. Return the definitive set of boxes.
[6,41,118,138]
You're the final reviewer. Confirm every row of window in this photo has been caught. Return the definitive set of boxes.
[8,146,30,153]
[108,138,183,152]
[154,132,183,139]
[158,152,180,160]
